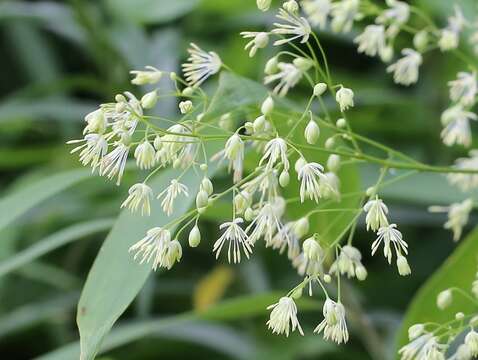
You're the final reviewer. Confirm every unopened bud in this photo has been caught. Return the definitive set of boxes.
[188,225,201,247]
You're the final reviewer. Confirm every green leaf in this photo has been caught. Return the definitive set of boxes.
[104,0,200,25]
[0,168,92,231]
[0,219,114,277]
[396,227,478,350]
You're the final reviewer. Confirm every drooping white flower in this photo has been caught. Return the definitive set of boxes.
[372,224,408,264]
[157,179,189,216]
[387,48,422,86]
[240,31,269,57]
[129,227,177,271]
[448,150,478,191]
[257,0,271,11]
[83,109,107,135]
[156,124,192,166]
[397,255,411,276]
[465,330,478,356]
[182,43,222,87]
[224,133,244,182]
[354,25,386,57]
[408,324,425,341]
[241,169,280,202]
[121,183,153,216]
[298,162,327,203]
[260,137,289,171]
[314,298,349,344]
[330,0,360,34]
[247,202,285,245]
[301,0,332,29]
[376,0,410,38]
[68,133,108,172]
[450,344,473,360]
[100,141,130,185]
[440,105,477,147]
[363,196,389,231]
[264,59,311,96]
[267,296,304,337]
[272,8,311,46]
[429,199,473,241]
[213,217,253,263]
[330,245,367,280]
[399,334,447,360]
[448,72,478,106]
[134,141,156,170]
[130,66,162,85]
[335,87,354,112]
[438,5,467,52]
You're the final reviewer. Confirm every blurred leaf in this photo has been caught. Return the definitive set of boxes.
[104,0,200,24]
[0,146,64,169]
[0,219,114,278]
[396,227,478,350]
[0,168,91,231]
[193,266,234,311]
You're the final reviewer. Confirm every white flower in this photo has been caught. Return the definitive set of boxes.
[440,105,477,147]
[247,202,285,245]
[372,224,408,264]
[157,179,189,216]
[272,8,311,46]
[83,109,107,134]
[314,298,349,344]
[448,150,478,191]
[439,29,459,52]
[448,5,467,33]
[450,344,473,360]
[224,133,244,182]
[68,133,108,171]
[387,48,422,86]
[179,100,193,114]
[449,72,477,106]
[156,124,192,166]
[429,199,473,241]
[397,255,411,276]
[354,25,386,57]
[260,137,289,171]
[298,162,327,203]
[240,31,269,57]
[301,0,332,29]
[129,227,180,271]
[267,296,304,337]
[330,245,367,280]
[257,0,271,11]
[121,183,153,216]
[408,324,425,340]
[335,87,354,111]
[264,60,310,96]
[130,66,162,85]
[363,196,389,231]
[182,43,222,88]
[330,0,360,34]
[134,141,156,170]
[465,330,478,356]
[399,334,447,360]
[213,218,253,263]
[376,0,410,37]
[100,141,130,185]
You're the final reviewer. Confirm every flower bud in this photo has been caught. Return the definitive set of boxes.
[265,56,279,74]
[256,0,271,11]
[456,312,465,320]
[254,32,269,49]
[168,240,182,266]
[380,46,393,63]
[397,255,411,276]
[408,324,425,340]
[291,287,303,299]
[437,289,453,310]
[279,171,290,187]
[313,83,327,96]
[327,154,341,173]
[153,135,162,150]
[219,113,233,131]
[336,87,354,112]
[324,137,335,149]
[355,265,368,281]
[253,115,266,133]
[336,118,346,128]
[200,163,208,171]
[413,30,429,52]
[196,190,209,209]
[294,217,309,238]
[244,122,254,133]
[303,237,322,261]
[283,0,299,13]
[179,100,193,114]
[201,177,213,195]
[234,191,251,214]
[294,157,307,173]
[182,87,194,96]
[141,90,158,109]
[323,274,332,283]
[244,207,255,221]
[293,57,313,71]
[261,96,274,115]
[188,225,201,247]
[130,68,162,85]
[169,72,177,81]
[305,119,320,144]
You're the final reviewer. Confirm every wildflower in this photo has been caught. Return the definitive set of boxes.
[257,0,271,11]
[68,133,108,171]
[83,109,107,134]
[121,183,153,216]
[182,43,222,87]
[313,82,327,96]
[448,72,477,106]
[283,0,299,13]
[240,32,269,57]
[330,0,360,34]
[188,225,201,247]
[304,119,320,144]
[387,48,422,86]
[157,179,189,216]
[330,245,367,280]
[247,202,285,245]
[335,87,354,112]
[448,151,478,191]
[129,227,174,271]
[438,6,467,52]
[272,8,311,46]
[301,0,332,29]
[372,224,408,264]
[399,334,447,360]
[267,296,304,337]
[363,196,389,231]
[140,90,158,109]
[440,105,477,147]
[100,140,130,185]
[354,25,386,57]
[130,66,162,85]
[397,255,411,276]
[134,141,156,170]
[314,298,349,344]
[465,330,478,356]
[260,137,289,171]
[264,60,309,96]
[376,0,410,38]
[224,133,244,182]
[429,199,473,241]
[451,344,472,360]
[298,162,327,203]
[156,124,191,166]
[302,237,322,261]
[437,289,453,310]
[213,218,252,263]
[408,324,425,340]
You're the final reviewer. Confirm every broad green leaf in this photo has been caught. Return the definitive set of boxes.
[104,0,200,25]
[396,227,478,351]
[0,168,92,231]
[0,219,114,277]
